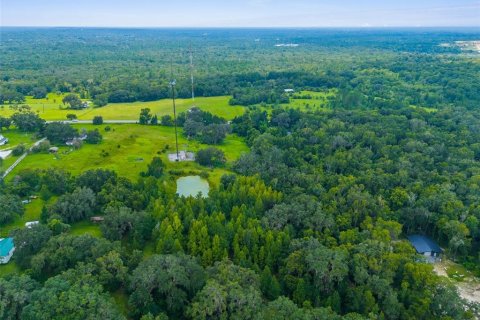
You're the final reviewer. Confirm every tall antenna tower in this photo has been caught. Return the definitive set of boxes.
[170,60,180,161]
[189,46,195,102]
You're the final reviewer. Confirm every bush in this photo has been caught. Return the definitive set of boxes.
[31,140,51,153]
[93,116,103,125]
[93,95,108,107]
[12,144,26,156]
[85,129,103,144]
[142,157,165,178]
[161,115,174,126]
[66,114,77,121]
[195,147,226,167]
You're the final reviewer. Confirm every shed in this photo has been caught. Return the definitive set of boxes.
[25,221,39,228]
[49,147,59,153]
[90,216,105,223]
[0,238,15,264]
[408,235,442,260]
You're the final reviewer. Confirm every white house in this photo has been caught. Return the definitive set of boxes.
[0,238,15,264]
[0,134,8,146]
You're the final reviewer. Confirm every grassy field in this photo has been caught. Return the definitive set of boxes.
[410,105,438,113]
[0,198,48,277]
[70,221,102,238]
[112,289,130,317]
[0,93,86,119]
[0,129,36,147]
[0,261,20,278]
[84,96,244,121]
[281,90,336,110]
[0,129,37,172]
[8,124,249,184]
[446,263,473,282]
[0,93,245,121]
[0,198,50,238]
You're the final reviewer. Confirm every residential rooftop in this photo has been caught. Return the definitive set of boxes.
[407,234,442,254]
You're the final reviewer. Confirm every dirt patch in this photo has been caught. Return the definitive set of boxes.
[457,284,480,304]
[433,260,480,304]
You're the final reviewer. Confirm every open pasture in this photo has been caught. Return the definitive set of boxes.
[8,124,249,182]
[0,94,245,121]
[282,90,336,110]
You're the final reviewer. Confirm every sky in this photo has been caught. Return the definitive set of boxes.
[1,0,479,27]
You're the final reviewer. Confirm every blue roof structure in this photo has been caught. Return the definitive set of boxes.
[0,238,14,257]
[407,235,442,254]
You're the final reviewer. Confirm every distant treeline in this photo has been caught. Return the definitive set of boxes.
[1,28,479,109]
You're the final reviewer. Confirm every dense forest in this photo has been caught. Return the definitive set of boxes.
[2,105,480,319]
[1,28,480,108]
[1,28,480,319]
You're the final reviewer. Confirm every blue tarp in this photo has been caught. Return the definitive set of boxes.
[407,235,442,254]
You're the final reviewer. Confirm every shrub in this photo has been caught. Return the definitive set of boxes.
[142,157,165,178]
[12,144,26,156]
[31,140,51,153]
[93,116,103,125]
[85,129,103,144]
[195,147,226,167]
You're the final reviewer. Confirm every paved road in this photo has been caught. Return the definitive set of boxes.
[1,138,47,179]
[46,120,138,124]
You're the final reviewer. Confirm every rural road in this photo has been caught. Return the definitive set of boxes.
[46,120,137,124]
[1,138,47,179]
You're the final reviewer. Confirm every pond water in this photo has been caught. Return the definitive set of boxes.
[176,176,210,198]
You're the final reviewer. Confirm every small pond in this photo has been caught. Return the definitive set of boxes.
[176,176,210,198]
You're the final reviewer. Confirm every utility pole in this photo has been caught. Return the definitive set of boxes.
[170,78,180,161]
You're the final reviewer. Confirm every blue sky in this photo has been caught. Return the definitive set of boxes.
[1,0,479,27]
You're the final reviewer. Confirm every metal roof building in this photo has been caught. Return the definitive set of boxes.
[407,235,442,261]
[0,238,15,264]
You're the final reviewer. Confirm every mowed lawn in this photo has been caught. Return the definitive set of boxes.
[0,94,245,121]
[0,129,36,147]
[8,124,249,182]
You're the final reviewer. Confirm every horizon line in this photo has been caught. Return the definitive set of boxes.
[1,25,480,29]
